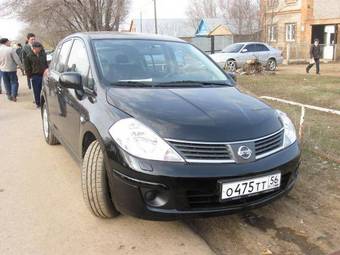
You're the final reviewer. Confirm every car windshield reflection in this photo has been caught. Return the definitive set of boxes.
[93,39,233,86]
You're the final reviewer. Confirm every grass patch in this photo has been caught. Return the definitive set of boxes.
[238,73,340,161]
[238,74,340,110]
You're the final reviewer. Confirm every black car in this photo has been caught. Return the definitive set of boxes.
[41,32,300,220]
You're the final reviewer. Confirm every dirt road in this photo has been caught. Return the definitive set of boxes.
[0,79,214,255]
[1,75,339,255]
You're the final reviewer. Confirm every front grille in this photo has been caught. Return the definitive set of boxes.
[186,172,291,209]
[167,141,233,161]
[255,129,284,157]
[166,128,284,163]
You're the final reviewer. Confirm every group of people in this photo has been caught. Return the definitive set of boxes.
[0,33,47,107]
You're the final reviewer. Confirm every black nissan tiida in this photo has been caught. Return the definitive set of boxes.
[41,32,300,220]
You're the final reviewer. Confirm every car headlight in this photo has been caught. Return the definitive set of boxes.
[109,118,184,162]
[276,110,297,147]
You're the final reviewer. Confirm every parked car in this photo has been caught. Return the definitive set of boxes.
[41,32,300,220]
[210,42,283,72]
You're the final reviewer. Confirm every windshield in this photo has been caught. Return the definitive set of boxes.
[222,44,244,53]
[92,39,232,86]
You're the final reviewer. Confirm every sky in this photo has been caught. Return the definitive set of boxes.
[129,0,189,19]
[0,0,190,40]
[0,18,25,40]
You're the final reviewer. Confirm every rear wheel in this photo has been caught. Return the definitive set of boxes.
[82,140,119,218]
[267,58,277,71]
[42,103,59,145]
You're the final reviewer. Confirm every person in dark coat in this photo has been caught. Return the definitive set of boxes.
[24,42,48,108]
[22,33,46,90]
[306,38,321,74]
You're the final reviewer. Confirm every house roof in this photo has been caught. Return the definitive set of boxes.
[196,18,261,36]
[195,18,227,36]
[132,19,196,38]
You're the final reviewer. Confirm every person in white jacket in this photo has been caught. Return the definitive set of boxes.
[0,38,23,101]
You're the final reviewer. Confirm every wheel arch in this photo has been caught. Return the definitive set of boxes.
[268,57,276,61]
[80,122,107,160]
[82,131,97,158]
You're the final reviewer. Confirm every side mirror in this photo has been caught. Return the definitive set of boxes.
[241,48,248,53]
[59,72,82,90]
[227,72,237,82]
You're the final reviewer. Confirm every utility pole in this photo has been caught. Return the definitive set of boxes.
[140,11,143,32]
[153,0,158,34]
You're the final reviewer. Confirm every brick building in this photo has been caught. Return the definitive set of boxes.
[261,0,340,62]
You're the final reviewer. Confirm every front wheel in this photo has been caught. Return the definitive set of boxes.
[266,58,277,71]
[225,59,237,72]
[42,103,59,145]
[82,140,119,218]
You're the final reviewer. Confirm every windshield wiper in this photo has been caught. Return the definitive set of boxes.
[156,80,232,87]
[110,81,154,87]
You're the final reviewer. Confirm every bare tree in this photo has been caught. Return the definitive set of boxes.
[220,0,261,35]
[186,0,220,28]
[1,0,130,46]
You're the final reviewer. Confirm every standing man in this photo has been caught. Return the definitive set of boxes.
[0,38,23,101]
[22,33,46,90]
[24,42,48,108]
[306,38,321,75]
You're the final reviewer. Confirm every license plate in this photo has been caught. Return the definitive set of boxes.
[220,172,281,200]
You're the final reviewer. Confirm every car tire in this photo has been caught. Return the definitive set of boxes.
[266,58,277,71]
[225,59,237,72]
[82,140,119,218]
[42,103,59,145]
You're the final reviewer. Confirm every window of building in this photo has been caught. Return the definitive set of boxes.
[286,23,296,41]
[267,25,278,42]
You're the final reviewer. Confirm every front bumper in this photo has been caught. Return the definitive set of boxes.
[106,142,300,221]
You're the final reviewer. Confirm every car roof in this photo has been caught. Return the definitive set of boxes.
[63,32,186,43]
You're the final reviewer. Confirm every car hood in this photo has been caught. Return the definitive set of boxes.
[106,87,282,142]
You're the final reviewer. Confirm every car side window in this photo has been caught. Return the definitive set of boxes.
[244,44,257,53]
[66,39,92,89]
[49,46,61,71]
[256,44,270,52]
[55,40,73,73]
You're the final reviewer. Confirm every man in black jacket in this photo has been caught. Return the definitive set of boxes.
[24,42,48,108]
[22,33,46,90]
[306,38,321,74]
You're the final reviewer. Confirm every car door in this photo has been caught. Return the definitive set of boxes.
[238,44,257,65]
[46,40,73,136]
[58,38,92,158]
[255,44,270,65]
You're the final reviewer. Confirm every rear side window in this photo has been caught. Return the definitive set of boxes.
[55,40,73,73]
[256,44,270,52]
